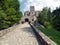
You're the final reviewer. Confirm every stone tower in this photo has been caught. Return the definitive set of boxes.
[30,6,35,12]
[30,6,35,16]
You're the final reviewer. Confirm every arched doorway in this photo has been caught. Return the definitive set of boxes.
[25,18,29,22]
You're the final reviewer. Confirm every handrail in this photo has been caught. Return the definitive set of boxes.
[29,23,57,45]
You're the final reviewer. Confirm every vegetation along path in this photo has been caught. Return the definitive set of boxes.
[0,23,39,45]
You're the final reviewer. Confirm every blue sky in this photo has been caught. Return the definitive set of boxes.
[19,0,27,14]
[19,0,60,14]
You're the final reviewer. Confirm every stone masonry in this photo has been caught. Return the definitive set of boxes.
[20,6,40,24]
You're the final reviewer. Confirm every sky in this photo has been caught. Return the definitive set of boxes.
[19,0,60,14]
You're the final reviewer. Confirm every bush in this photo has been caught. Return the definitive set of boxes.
[44,21,52,29]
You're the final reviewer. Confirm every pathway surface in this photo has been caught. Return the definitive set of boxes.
[0,23,39,45]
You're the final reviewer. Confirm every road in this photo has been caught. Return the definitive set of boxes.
[0,23,39,45]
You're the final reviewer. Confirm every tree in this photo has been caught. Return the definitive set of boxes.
[37,7,52,28]
[52,7,60,31]
[0,0,22,30]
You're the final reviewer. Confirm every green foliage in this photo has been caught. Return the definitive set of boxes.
[52,8,60,31]
[37,6,60,45]
[37,7,60,31]
[0,0,22,30]
[6,8,16,15]
[44,21,52,29]
[37,7,52,29]
[36,26,60,45]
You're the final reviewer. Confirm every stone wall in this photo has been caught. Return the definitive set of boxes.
[30,24,57,45]
[0,24,19,37]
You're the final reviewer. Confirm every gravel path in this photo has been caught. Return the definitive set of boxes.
[0,23,39,45]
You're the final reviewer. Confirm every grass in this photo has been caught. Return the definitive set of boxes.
[36,26,60,45]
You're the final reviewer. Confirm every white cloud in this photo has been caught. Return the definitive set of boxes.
[24,0,60,12]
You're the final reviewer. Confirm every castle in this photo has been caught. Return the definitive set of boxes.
[20,6,40,24]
